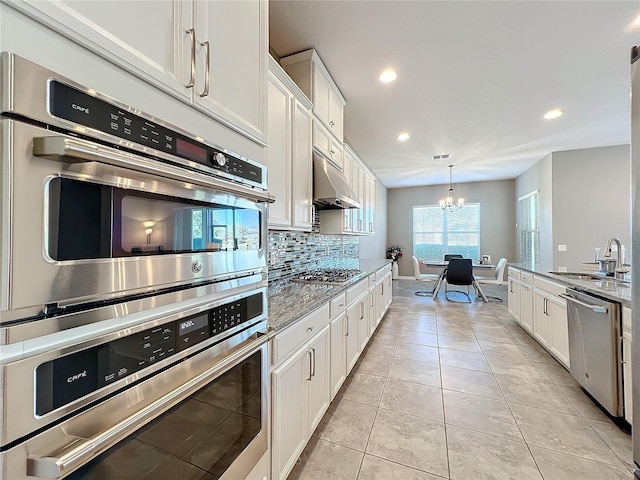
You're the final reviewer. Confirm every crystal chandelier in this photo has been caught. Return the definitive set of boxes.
[439,164,464,212]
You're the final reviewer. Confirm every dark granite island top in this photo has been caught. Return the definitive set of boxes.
[268,259,392,333]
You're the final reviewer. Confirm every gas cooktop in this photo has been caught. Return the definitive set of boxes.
[292,268,364,285]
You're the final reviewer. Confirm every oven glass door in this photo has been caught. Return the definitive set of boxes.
[65,350,263,480]
[47,177,262,261]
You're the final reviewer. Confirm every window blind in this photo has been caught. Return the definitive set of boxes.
[519,191,540,268]
[413,204,480,260]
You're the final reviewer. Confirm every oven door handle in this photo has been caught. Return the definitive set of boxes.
[26,332,269,479]
[32,135,275,204]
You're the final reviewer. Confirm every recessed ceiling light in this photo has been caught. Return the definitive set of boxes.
[432,154,450,160]
[544,109,564,120]
[397,132,410,141]
[379,70,397,83]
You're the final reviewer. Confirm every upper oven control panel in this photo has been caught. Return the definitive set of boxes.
[47,80,265,188]
[34,292,263,416]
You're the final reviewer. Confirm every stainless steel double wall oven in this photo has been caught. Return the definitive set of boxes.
[0,53,272,480]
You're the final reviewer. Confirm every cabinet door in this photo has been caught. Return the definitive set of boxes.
[312,67,331,127]
[328,90,344,141]
[350,164,363,233]
[508,278,521,321]
[267,76,292,228]
[385,273,393,311]
[330,314,347,399]
[366,176,376,234]
[313,119,332,159]
[356,296,369,351]
[549,298,569,368]
[368,290,377,335]
[533,291,553,348]
[345,302,361,374]
[272,346,309,480]
[623,336,633,422]
[308,325,331,434]
[329,138,344,170]
[519,282,534,333]
[20,0,193,100]
[291,100,313,230]
[194,0,267,142]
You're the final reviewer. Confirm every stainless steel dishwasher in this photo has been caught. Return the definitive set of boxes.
[560,289,623,417]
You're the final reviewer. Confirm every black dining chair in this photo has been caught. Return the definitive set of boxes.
[444,258,477,303]
[444,254,463,261]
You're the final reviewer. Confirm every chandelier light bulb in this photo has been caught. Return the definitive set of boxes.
[440,165,463,212]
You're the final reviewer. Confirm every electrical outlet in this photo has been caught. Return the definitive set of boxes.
[558,244,567,252]
[268,251,277,266]
[558,266,567,272]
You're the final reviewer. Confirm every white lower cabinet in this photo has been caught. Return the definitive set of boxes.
[271,265,394,480]
[532,280,569,368]
[519,281,534,333]
[271,309,331,480]
[508,275,521,323]
[345,297,363,374]
[623,306,633,423]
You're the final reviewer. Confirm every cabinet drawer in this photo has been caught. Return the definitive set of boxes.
[520,271,534,284]
[272,303,330,366]
[533,276,566,297]
[330,293,347,318]
[346,278,369,306]
[368,273,376,288]
[507,267,521,280]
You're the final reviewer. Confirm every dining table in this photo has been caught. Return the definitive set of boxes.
[421,260,494,302]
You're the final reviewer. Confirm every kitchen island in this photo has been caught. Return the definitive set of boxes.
[508,262,632,424]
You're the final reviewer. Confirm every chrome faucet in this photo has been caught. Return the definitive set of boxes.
[603,237,629,273]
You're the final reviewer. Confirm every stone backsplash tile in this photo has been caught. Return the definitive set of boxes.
[267,230,359,283]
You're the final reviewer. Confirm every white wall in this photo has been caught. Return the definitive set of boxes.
[515,145,630,271]
[387,179,516,276]
[551,145,630,270]
[515,153,554,268]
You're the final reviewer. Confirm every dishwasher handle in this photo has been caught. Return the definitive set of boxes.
[559,293,609,314]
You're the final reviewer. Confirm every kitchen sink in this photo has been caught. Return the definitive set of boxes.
[549,272,604,280]
[549,271,630,285]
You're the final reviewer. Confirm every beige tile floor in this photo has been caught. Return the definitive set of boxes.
[287,279,634,480]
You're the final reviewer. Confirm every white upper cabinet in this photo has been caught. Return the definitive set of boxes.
[267,57,313,231]
[267,73,292,228]
[15,0,267,145]
[281,49,346,143]
[193,0,267,142]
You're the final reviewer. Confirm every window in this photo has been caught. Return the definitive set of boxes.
[413,204,481,260]
[519,191,540,268]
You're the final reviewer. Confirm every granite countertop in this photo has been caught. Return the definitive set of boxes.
[509,263,631,307]
[268,259,392,334]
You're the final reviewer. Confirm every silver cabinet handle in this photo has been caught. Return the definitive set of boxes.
[558,293,608,314]
[185,28,196,88]
[360,302,365,320]
[311,348,316,377]
[345,315,349,336]
[199,40,211,97]
[329,120,335,127]
[27,333,268,478]
[32,136,274,203]
[307,350,313,381]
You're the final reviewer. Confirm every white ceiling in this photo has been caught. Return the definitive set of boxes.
[269,1,640,188]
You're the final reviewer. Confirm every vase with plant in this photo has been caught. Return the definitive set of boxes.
[386,245,403,262]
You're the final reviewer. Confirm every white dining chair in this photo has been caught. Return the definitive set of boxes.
[412,256,440,296]
[475,257,507,286]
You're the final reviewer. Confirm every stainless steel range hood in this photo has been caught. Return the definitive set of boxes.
[313,153,360,209]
